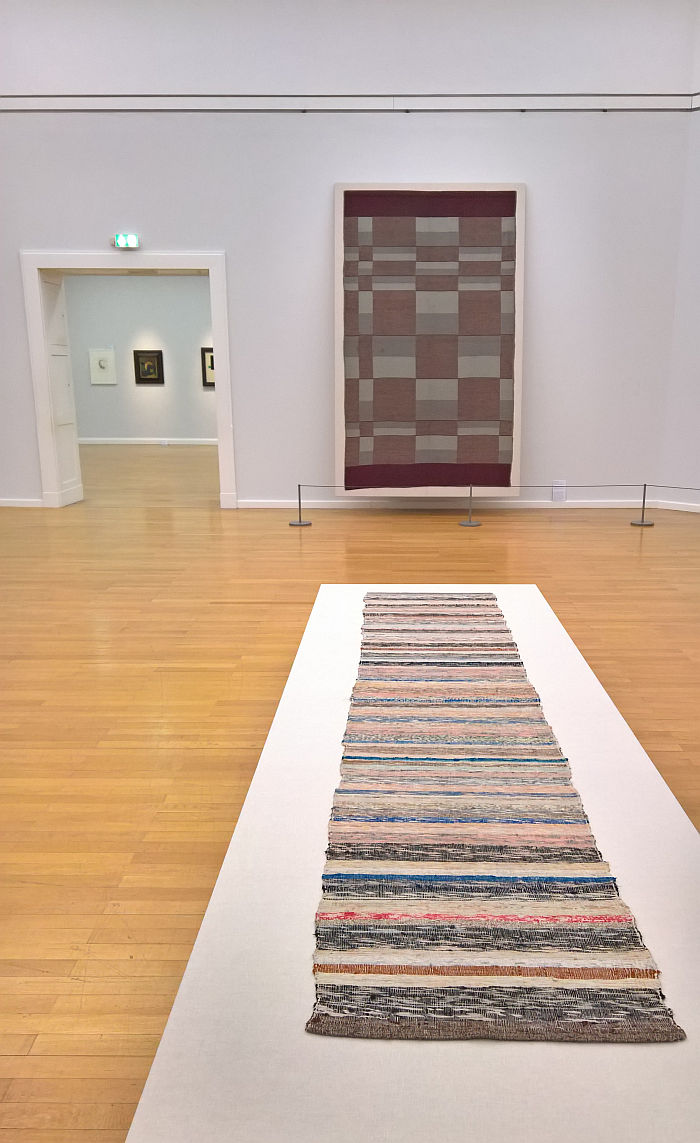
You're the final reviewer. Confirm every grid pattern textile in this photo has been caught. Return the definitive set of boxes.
[306,592,686,1042]
[343,190,518,491]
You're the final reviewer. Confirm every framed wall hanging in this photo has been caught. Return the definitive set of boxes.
[133,349,164,385]
[89,347,117,385]
[334,184,524,496]
[201,346,215,388]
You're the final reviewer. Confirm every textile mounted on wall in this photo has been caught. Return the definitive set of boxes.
[336,185,523,495]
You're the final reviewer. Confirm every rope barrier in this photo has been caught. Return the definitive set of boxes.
[289,480,700,528]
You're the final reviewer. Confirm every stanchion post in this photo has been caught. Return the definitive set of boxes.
[289,483,312,527]
[630,482,654,528]
[459,484,482,528]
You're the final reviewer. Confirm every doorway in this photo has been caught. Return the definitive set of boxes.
[20,251,237,508]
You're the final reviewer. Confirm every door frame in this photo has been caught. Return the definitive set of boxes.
[20,250,237,507]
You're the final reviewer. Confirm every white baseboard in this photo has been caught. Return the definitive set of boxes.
[78,438,218,445]
[650,497,700,513]
[4,492,695,513]
[41,484,84,507]
[0,497,45,508]
[240,494,700,513]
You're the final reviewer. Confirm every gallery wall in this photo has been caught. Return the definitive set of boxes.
[1,1,699,507]
[657,114,700,507]
[64,274,215,442]
[0,110,692,506]
[2,0,698,95]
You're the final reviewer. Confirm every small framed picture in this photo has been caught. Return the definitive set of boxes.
[201,346,215,388]
[134,350,164,385]
[89,347,117,385]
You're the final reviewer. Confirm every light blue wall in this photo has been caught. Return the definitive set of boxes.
[65,274,215,441]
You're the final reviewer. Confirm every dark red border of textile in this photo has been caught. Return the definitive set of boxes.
[344,190,517,218]
[345,463,511,490]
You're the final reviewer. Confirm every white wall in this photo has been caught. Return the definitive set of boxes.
[657,115,700,505]
[0,110,690,504]
[2,0,698,95]
[694,4,700,89]
[64,274,215,442]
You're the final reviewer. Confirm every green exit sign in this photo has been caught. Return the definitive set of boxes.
[114,233,140,249]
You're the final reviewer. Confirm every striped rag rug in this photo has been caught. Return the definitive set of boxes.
[305,591,686,1042]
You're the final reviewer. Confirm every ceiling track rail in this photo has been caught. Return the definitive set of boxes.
[1,92,699,114]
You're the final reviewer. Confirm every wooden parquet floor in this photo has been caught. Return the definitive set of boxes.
[0,444,698,1140]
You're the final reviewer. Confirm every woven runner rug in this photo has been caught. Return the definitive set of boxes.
[306,591,685,1042]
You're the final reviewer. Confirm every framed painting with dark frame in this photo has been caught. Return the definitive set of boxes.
[201,346,215,388]
[134,350,164,385]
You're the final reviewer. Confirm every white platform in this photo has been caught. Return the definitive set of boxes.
[126,585,700,1143]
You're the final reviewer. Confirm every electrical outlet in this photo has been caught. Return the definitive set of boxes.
[552,479,567,503]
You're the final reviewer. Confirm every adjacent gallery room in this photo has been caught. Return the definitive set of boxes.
[65,272,219,509]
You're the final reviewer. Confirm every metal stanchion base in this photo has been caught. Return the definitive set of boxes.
[459,520,482,527]
[289,521,312,527]
[630,520,654,527]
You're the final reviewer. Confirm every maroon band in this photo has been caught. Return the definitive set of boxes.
[345,463,511,490]
[344,190,516,218]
